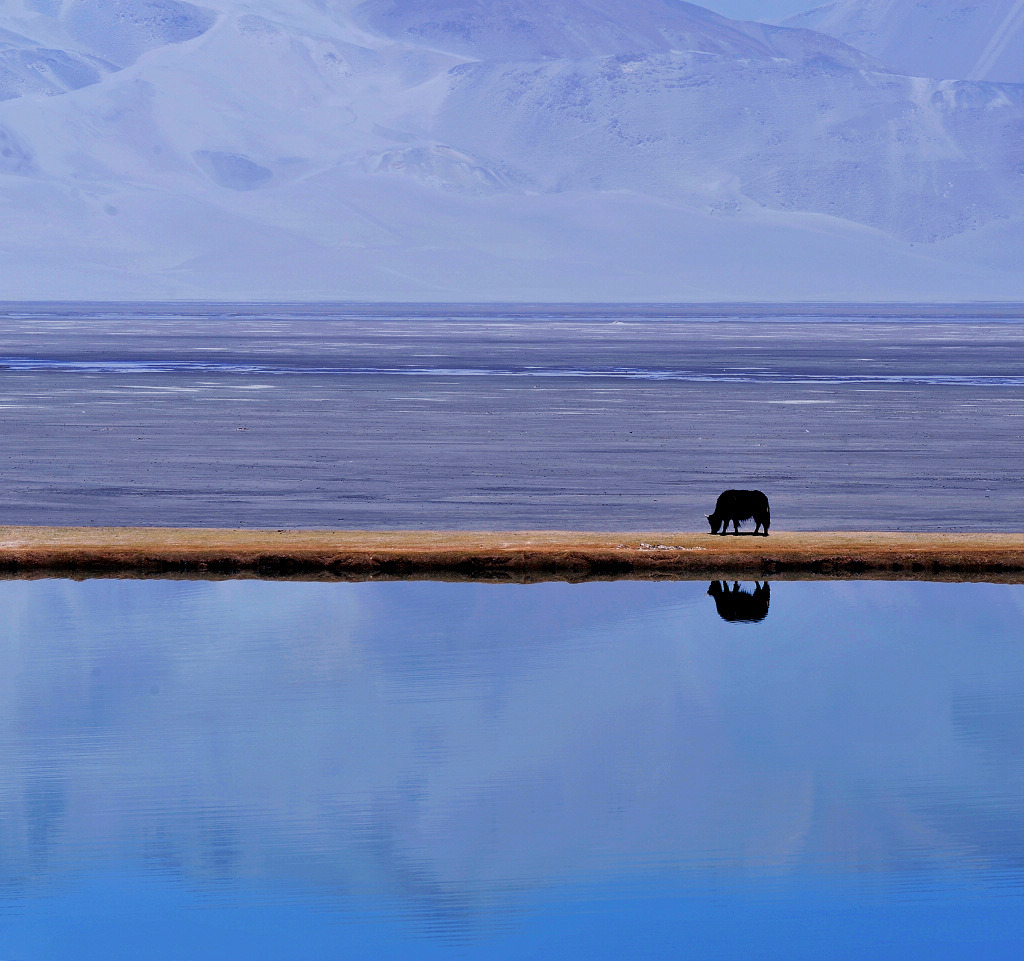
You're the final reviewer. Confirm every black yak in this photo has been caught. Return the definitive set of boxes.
[706,489,770,536]
[707,581,771,623]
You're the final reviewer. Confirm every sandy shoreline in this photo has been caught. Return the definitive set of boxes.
[1,527,1023,582]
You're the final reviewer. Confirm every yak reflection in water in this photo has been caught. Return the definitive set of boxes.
[707,581,771,623]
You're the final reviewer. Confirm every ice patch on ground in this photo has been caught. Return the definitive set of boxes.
[193,150,273,190]
[0,36,112,100]
[368,144,509,194]
[0,124,35,174]
[63,0,217,67]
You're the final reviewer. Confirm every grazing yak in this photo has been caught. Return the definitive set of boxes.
[707,581,771,623]
[707,489,770,536]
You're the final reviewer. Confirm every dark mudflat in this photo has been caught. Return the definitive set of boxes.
[2,309,1024,533]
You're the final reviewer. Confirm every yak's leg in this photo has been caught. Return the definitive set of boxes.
[732,518,740,534]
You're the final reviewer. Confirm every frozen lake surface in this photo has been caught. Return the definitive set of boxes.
[0,302,1022,530]
[0,577,1023,958]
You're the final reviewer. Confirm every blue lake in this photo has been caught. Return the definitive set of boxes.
[0,577,1023,958]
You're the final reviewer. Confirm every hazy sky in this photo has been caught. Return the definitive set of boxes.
[696,0,822,22]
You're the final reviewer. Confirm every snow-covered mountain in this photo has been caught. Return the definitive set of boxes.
[356,0,877,64]
[786,0,1024,84]
[0,0,1021,300]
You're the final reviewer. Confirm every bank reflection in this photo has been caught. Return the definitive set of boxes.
[707,581,771,622]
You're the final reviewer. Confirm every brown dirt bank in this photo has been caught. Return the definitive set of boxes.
[0,528,1023,582]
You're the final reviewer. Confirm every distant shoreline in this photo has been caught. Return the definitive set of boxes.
[1,528,1023,583]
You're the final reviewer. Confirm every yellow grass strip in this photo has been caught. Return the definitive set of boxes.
[0,527,1023,582]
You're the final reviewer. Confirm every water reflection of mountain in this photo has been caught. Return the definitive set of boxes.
[707,581,770,623]
[0,579,1023,929]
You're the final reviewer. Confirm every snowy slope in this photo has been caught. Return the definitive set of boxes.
[3,0,218,68]
[786,0,1024,83]
[355,0,880,65]
[437,53,1024,242]
[0,0,1020,300]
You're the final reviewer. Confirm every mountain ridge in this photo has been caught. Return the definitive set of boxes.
[0,0,1019,300]
[786,0,1024,83]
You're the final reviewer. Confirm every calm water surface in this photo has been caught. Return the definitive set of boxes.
[0,577,1022,958]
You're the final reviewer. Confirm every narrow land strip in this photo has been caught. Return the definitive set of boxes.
[1,528,1023,582]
